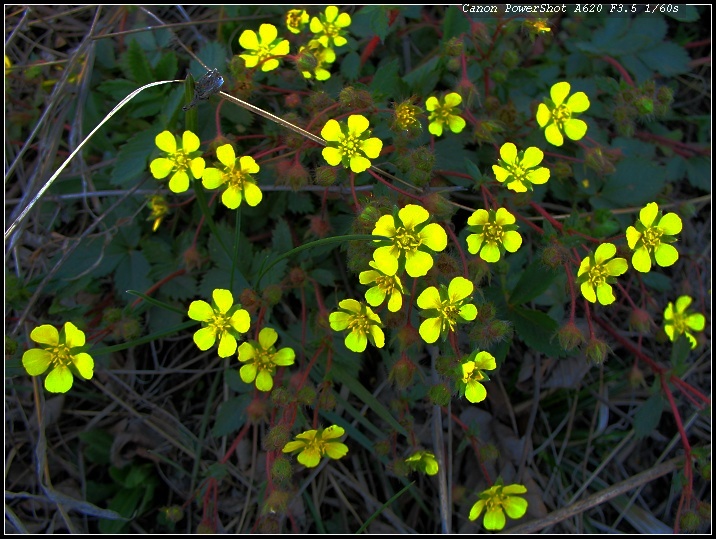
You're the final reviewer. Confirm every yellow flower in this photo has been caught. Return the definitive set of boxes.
[469,481,528,531]
[663,296,705,349]
[239,23,290,72]
[310,6,351,49]
[372,204,447,278]
[147,195,169,232]
[576,243,628,305]
[202,144,262,209]
[188,289,251,357]
[359,259,406,312]
[536,81,590,146]
[425,92,466,136]
[392,98,423,137]
[299,40,336,81]
[466,208,522,263]
[22,322,94,393]
[417,276,478,344]
[405,450,439,476]
[285,9,309,34]
[321,114,383,173]
[626,202,682,273]
[149,130,205,194]
[460,350,496,404]
[492,142,550,193]
[329,299,384,353]
[523,18,551,36]
[238,327,295,392]
[282,425,349,468]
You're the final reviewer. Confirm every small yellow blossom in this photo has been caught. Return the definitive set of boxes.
[405,450,439,476]
[425,92,466,136]
[466,208,522,263]
[147,195,169,232]
[285,9,309,34]
[239,23,290,72]
[663,296,705,349]
[492,142,550,193]
[321,114,383,173]
[392,98,423,136]
[22,322,94,393]
[469,481,528,531]
[188,289,251,357]
[626,202,682,273]
[310,6,351,49]
[238,327,295,392]
[417,276,478,344]
[459,350,497,404]
[329,299,384,353]
[282,425,349,468]
[576,243,628,305]
[372,204,447,278]
[299,40,336,81]
[536,81,590,146]
[359,259,406,312]
[202,144,262,209]
[149,130,205,194]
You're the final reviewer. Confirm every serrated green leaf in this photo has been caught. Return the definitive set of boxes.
[667,5,700,22]
[598,157,666,206]
[442,5,470,39]
[684,157,710,191]
[154,51,178,81]
[670,334,693,372]
[97,79,140,101]
[341,51,361,81]
[124,39,154,85]
[509,307,564,358]
[510,261,558,306]
[633,392,664,439]
[370,58,403,102]
[464,158,483,185]
[110,129,158,187]
[272,218,293,254]
[189,41,228,78]
[310,268,335,287]
[212,395,251,437]
[403,56,440,96]
[639,42,691,76]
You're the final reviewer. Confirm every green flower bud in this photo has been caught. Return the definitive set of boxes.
[428,383,451,407]
[263,284,283,306]
[585,337,610,365]
[263,424,292,451]
[339,86,374,110]
[557,321,585,352]
[270,457,293,483]
[314,165,338,186]
[390,357,417,390]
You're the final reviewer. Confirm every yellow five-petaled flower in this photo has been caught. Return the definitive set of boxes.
[202,144,262,209]
[492,142,550,193]
[405,450,439,476]
[149,130,205,194]
[425,92,466,137]
[310,6,351,49]
[576,243,628,305]
[417,276,478,344]
[188,289,251,357]
[466,208,522,263]
[469,481,528,531]
[536,81,590,146]
[238,327,295,392]
[626,202,682,273]
[282,425,349,468]
[460,350,497,404]
[239,23,290,72]
[329,299,385,353]
[22,321,94,393]
[663,295,705,349]
[321,114,383,173]
[359,259,406,313]
[372,204,448,278]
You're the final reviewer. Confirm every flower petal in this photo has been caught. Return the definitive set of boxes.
[544,124,564,146]
[230,309,251,333]
[536,103,551,127]
[240,364,257,384]
[419,317,442,344]
[594,243,616,264]
[466,233,484,255]
[361,137,383,159]
[239,30,259,50]
[419,223,448,252]
[654,243,678,267]
[658,212,682,235]
[481,243,501,263]
[244,182,263,206]
[347,114,369,136]
[345,330,367,352]
[527,167,550,185]
[404,249,434,277]
[321,119,342,142]
[150,158,174,179]
[325,442,349,459]
[322,146,343,166]
[217,333,237,357]
[193,327,216,350]
[258,327,278,349]
[566,91,590,113]
[182,130,201,152]
[45,366,73,393]
[238,342,255,361]
[22,348,52,376]
[550,81,571,106]
[72,352,94,379]
[168,171,190,193]
[626,226,641,249]
[329,312,351,331]
[499,142,517,163]
[398,204,429,229]
[255,370,274,391]
[188,300,214,321]
[273,348,296,366]
[564,118,588,141]
[631,247,652,273]
[596,283,616,305]
[522,146,544,168]
[417,287,441,310]
[503,231,522,252]
[349,155,371,173]
[31,324,59,346]
[155,131,176,153]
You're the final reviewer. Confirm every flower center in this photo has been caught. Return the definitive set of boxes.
[588,263,609,287]
[671,313,689,336]
[482,222,504,244]
[506,162,527,181]
[641,227,663,249]
[50,344,72,367]
[322,21,340,40]
[393,226,422,252]
[432,104,453,124]
[211,313,232,334]
[338,134,362,158]
[227,169,249,191]
[348,313,372,335]
[254,350,277,374]
[174,150,190,172]
[553,104,572,126]
[441,303,461,332]
[375,274,396,292]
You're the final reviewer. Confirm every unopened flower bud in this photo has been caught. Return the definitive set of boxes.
[314,165,338,186]
[271,457,293,483]
[628,308,653,334]
[339,86,373,110]
[557,321,585,352]
[262,284,283,306]
[263,424,291,451]
[390,357,418,390]
[585,337,610,365]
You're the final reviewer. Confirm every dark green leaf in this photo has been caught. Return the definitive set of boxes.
[509,260,558,306]
[442,5,470,39]
[667,5,700,21]
[639,42,691,76]
[340,51,361,81]
[634,392,664,439]
[153,51,178,81]
[212,394,251,437]
[509,307,564,358]
[97,79,140,101]
[598,157,666,206]
[110,129,159,187]
[685,157,711,191]
[272,218,294,254]
[123,39,154,85]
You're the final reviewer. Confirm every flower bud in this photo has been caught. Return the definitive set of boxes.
[551,160,573,180]
[313,165,338,186]
[395,323,421,349]
[390,356,418,390]
[239,288,261,315]
[428,383,451,407]
[585,337,610,365]
[262,490,291,515]
[285,92,301,108]
[502,49,519,69]
[628,308,653,334]
[627,363,645,389]
[262,284,283,306]
[263,424,291,451]
[557,321,585,352]
[318,382,337,410]
[161,506,184,524]
[443,36,464,56]
[308,214,332,238]
[183,245,204,272]
[374,440,390,457]
[635,97,654,115]
[339,86,373,111]
[271,457,293,483]
[479,443,499,462]
[246,398,269,423]
[680,510,701,533]
[297,385,316,406]
[288,267,307,287]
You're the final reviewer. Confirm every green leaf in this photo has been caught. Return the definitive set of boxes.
[79,430,114,465]
[123,39,154,85]
[633,392,664,439]
[639,42,691,76]
[97,79,140,101]
[667,5,700,21]
[212,394,251,437]
[442,5,470,39]
[670,334,693,372]
[189,41,228,78]
[110,128,159,187]
[509,260,557,306]
[403,56,440,96]
[685,157,711,191]
[464,158,484,185]
[509,307,564,358]
[597,157,666,206]
[340,51,361,81]
[153,51,178,81]
[370,58,404,102]
[272,218,294,254]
